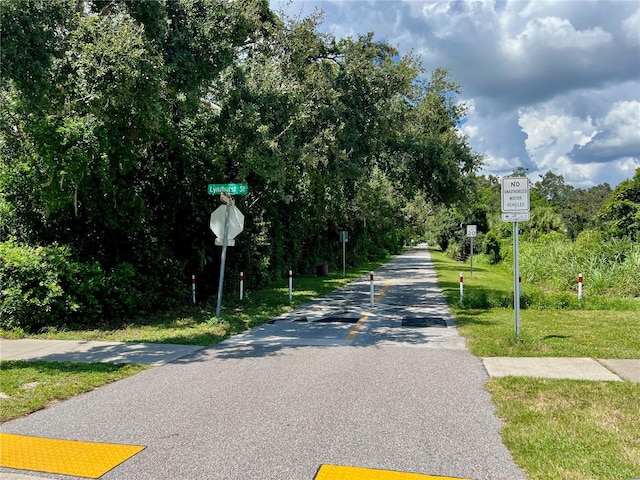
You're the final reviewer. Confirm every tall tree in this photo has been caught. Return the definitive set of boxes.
[596,168,640,241]
[534,171,572,208]
[1,0,272,262]
[383,68,483,204]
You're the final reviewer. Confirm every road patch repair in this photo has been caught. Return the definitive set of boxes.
[315,464,470,479]
[401,316,447,328]
[0,432,144,478]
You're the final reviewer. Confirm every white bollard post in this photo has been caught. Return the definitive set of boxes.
[288,270,293,302]
[459,272,464,304]
[240,272,244,300]
[369,272,374,307]
[191,274,196,304]
[578,273,583,301]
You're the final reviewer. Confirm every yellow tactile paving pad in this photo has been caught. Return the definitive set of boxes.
[0,432,145,478]
[315,465,470,480]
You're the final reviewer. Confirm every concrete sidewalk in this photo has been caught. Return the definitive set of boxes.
[1,337,637,382]
[0,338,204,366]
[482,356,640,383]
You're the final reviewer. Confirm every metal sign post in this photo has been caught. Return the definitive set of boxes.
[208,183,247,318]
[513,221,520,336]
[466,225,477,277]
[215,198,232,318]
[501,177,530,338]
[340,231,348,275]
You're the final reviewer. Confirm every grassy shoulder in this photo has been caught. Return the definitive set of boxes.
[0,361,147,422]
[487,378,640,480]
[429,248,640,358]
[430,246,640,480]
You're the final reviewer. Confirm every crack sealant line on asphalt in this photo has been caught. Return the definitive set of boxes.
[346,279,394,341]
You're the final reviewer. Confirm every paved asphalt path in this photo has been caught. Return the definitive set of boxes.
[1,247,526,480]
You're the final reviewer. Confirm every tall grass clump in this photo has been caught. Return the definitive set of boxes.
[518,230,639,297]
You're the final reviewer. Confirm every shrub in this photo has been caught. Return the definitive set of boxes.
[0,240,102,331]
[482,231,502,264]
[0,240,184,332]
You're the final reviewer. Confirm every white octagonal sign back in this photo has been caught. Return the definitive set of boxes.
[210,205,244,240]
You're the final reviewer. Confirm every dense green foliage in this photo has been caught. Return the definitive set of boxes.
[596,168,640,242]
[0,0,480,330]
[0,240,179,331]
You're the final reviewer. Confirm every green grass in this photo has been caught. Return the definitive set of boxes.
[455,309,640,358]
[487,378,640,480]
[0,361,147,422]
[430,246,640,480]
[430,248,640,358]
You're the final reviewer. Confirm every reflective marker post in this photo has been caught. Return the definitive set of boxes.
[369,272,374,307]
[288,270,293,302]
[578,273,583,301]
[340,231,348,276]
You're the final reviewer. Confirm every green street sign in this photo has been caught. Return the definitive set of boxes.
[207,183,248,195]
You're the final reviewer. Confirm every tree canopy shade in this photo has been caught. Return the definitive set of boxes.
[1,0,482,328]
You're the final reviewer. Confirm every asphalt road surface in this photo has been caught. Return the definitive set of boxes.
[1,247,526,480]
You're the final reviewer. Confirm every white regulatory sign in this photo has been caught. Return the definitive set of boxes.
[502,177,530,213]
[502,212,531,222]
[466,225,477,237]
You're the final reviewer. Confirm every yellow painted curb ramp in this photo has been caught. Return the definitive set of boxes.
[315,464,470,480]
[0,433,145,479]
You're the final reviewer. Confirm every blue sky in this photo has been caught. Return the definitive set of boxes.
[270,0,640,188]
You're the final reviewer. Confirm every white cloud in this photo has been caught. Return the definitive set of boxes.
[518,108,596,155]
[570,100,640,163]
[516,99,640,186]
[514,16,612,50]
[623,7,640,46]
[480,155,523,175]
[600,100,640,149]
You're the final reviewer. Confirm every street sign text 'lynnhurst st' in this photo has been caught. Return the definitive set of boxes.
[207,183,248,195]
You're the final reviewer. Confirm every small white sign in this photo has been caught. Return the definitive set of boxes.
[215,238,236,246]
[502,177,530,213]
[466,225,477,237]
[502,212,531,222]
